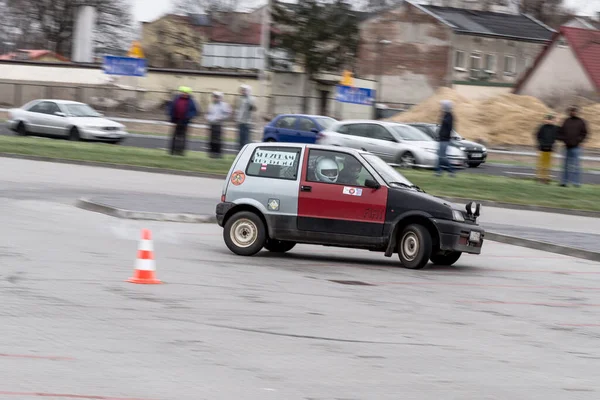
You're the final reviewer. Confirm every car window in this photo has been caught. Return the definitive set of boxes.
[315,117,336,130]
[335,123,349,134]
[362,153,414,187]
[245,146,301,180]
[275,116,297,129]
[412,125,434,137]
[347,124,370,137]
[306,149,375,187]
[298,118,317,132]
[64,104,102,117]
[28,101,53,114]
[370,125,396,142]
[389,125,433,141]
[46,102,61,115]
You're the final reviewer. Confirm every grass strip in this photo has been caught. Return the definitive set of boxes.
[1,135,599,212]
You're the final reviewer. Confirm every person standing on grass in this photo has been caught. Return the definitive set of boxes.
[236,84,256,151]
[534,114,558,184]
[558,106,588,187]
[435,99,455,177]
[168,86,199,156]
[206,92,232,159]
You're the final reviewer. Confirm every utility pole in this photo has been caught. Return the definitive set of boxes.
[258,0,273,121]
[372,38,391,120]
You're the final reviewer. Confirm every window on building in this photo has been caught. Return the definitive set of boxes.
[504,56,516,75]
[485,54,496,72]
[454,51,465,69]
[470,53,481,70]
[202,43,265,69]
[525,56,533,70]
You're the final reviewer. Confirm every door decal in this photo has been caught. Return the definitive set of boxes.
[231,171,246,186]
[342,187,362,196]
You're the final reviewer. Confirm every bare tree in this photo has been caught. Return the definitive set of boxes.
[4,0,134,58]
[479,0,574,27]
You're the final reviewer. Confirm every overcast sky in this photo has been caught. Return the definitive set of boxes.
[131,0,599,23]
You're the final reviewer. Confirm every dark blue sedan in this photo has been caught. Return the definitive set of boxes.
[262,114,338,143]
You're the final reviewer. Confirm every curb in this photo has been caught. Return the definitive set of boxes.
[3,153,600,219]
[440,196,600,219]
[485,232,600,263]
[76,198,217,224]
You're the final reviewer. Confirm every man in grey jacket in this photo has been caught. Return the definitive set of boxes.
[236,84,256,151]
[206,92,231,158]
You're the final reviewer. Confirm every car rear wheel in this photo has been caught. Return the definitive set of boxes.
[468,162,482,168]
[430,251,462,266]
[223,211,267,256]
[399,152,415,169]
[264,239,296,253]
[16,122,27,136]
[69,127,81,141]
[398,224,432,269]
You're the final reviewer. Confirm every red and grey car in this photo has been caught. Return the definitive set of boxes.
[216,143,485,269]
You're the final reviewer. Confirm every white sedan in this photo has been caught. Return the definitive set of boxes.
[7,99,129,143]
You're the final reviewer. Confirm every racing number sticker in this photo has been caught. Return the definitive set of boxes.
[231,170,246,186]
[364,208,384,221]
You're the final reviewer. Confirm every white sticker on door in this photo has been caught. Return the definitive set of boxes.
[342,187,363,196]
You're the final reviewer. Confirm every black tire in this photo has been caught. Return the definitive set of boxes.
[399,152,416,169]
[468,162,482,168]
[16,122,27,136]
[430,251,462,266]
[264,239,296,253]
[223,211,267,256]
[69,127,81,141]
[397,224,433,269]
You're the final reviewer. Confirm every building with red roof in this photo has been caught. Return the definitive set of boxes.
[514,26,600,98]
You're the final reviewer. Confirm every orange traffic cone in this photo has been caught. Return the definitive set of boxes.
[127,229,162,284]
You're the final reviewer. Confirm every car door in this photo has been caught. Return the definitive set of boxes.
[363,124,398,162]
[343,123,372,150]
[296,117,320,143]
[43,102,68,136]
[297,148,388,237]
[273,116,299,142]
[25,101,52,133]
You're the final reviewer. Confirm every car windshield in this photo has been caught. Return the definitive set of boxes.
[65,104,102,117]
[315,117,336,130]
[389,125,434,141]
[362,153,415,188]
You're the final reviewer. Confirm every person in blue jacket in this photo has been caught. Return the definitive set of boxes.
[168,86,199,156]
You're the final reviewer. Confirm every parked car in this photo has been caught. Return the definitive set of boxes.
[317,120,466,169]
[407,123,487,168]
[262,114,338,143]
[216,142,485,269]
[7,99,129,144]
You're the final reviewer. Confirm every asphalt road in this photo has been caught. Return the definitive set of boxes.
[2,124,600,184]
[2,158,600,399]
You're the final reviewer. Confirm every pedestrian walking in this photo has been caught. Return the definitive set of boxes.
[236,84,256,151]
[534,114,558,184]
[167,86,199,156]
[558,106,589,187]
[206,92,232,158]
[435,99,455,177]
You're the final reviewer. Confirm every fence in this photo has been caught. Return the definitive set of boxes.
[0,81,414,123]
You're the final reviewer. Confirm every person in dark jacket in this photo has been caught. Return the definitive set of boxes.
[167,86,199,156]
[435,100,455,176]
[534,114,558,184]
[557,106,588,187]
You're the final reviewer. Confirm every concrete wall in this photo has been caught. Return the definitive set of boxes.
[517,35,595,99]
[453,83,513,100]
[451,35,546,85]
[357,3,452,106]
[271,72,376,120]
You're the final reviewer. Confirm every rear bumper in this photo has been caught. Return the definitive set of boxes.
[216,202,235,227]
[433,219,485,254]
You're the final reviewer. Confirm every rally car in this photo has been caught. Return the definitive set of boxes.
[215,143,485,269]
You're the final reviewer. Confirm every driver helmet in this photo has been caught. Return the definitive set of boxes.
[343,157,361,180]
[316,158,339,183]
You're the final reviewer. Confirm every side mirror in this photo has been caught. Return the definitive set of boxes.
[54,112,66,117]
[365,179,381,190]
[311,128,319,133]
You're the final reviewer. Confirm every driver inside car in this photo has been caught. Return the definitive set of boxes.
[315,157,339,183]
[338,157,362,186]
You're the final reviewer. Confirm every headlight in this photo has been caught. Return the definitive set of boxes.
[452,210,465,222]
[459,146,466,151]
[482,147,487,152]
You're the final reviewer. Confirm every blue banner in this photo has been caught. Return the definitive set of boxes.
[103,56,147,77]
[336,85,375,106]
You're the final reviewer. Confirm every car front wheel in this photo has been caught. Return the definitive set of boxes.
[16,122,27,136]
[223,211,267,256]
[398,224,432,269]
[399,152,416,169]
[69,127,81,141]
[430,251,462,266]
[264,239,296,253]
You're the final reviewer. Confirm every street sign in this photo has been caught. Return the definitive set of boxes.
[103,56,147,77]
[336,85,375,106]
[128,41,145,58]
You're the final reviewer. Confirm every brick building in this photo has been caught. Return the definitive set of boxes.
[357,0,555,106]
